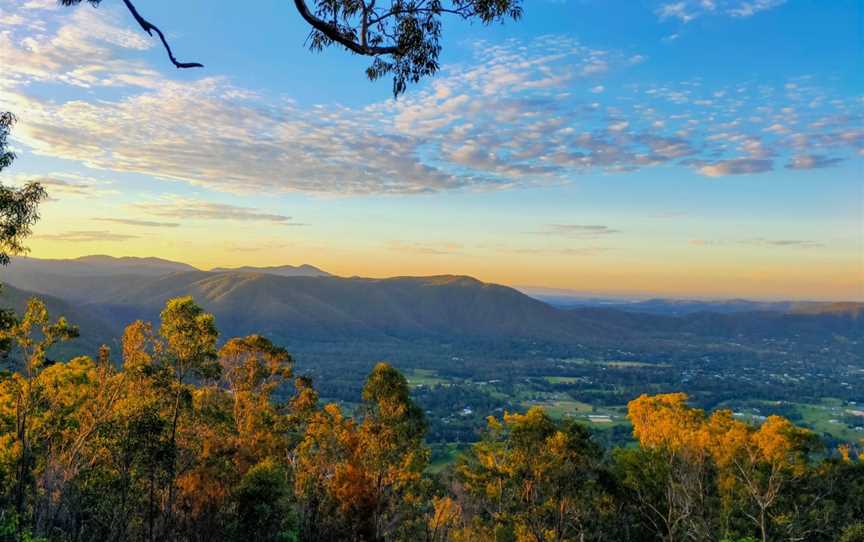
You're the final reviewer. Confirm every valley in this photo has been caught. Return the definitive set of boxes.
[2,255,861,452]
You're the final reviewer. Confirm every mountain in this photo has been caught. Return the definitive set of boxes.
[0,283,121,356]
[1,257,860,358]
[209,264,331,277]
[86,272,623,344]
[0,256,331,304]
[787,302,864,317]
[528,292,861,317]
[4,255,197,277]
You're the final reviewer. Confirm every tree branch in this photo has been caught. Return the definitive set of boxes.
[121,0,203,69]
[293,0,400,56]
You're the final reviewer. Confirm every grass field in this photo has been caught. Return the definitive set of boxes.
[793,400,863,443]
[428,443,467,473]
[405,368,451,387]
[722,398,863,443]
[551,359,670,368]
[545,376,585,384]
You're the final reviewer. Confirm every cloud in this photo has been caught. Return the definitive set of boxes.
[510,246,611,256]
[656,0,786,22]
[0,5,158,90]
[785,154,844,170]
[531,224,621,238]
[386,240,463,255]
[92,217,179,228]
[132,200,296,224]
[477,242,611,257]
[696,158,773,176]
[690,238,824,249]
[689,239,721,246]
[745,238,824,249]
[2,3,860,196]
[728,0,786,17]
[37,230,140,242]
[8,174,116,200]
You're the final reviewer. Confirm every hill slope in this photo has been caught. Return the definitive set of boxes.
[1,258,860,354]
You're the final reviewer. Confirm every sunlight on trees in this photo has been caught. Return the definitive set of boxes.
[0,298,860,541]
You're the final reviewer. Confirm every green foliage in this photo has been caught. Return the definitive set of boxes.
[160,296,219,381]
[0,112,47,267]
[230,459,298,542]
[0,511,47,542]
[457,407,615,541]
[841,524,864,542]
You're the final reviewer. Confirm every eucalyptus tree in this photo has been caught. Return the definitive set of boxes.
[0,113,46,267]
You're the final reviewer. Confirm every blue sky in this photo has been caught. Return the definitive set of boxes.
[0,0,861,300]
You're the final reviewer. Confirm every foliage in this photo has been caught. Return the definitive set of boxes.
[456,406,615,541]
[840,524,864,542]
[0,113,47,267]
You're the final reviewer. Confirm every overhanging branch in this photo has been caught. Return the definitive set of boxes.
[121,0,203,69]
[293,0,401,56]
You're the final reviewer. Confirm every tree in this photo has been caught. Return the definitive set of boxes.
[624,393,718,542]
[0,113,46,267]
[626,393,820,542]
[706,411,817,542]
[58,0,523,96]
[28,350,124,537]
[457,406,613,542]
[0,299,78,534]
[229,458,297,542]
[218,335,293,462]
[358,362,428,540]
[1,111,47,358]
[294,362,428,541]
[157,296,219,537]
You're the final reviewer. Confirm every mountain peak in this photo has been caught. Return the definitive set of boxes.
[209,264,332,278]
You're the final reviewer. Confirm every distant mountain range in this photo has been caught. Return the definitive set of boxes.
[0,255,860,358]
[209,264,331,277]
[521,288,859,317]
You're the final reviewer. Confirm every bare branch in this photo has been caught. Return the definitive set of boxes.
[120,0,203,69]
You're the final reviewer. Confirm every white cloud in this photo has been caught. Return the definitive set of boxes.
[131,199,298,224]
[0,5,157,89]
[697,158,773,176]
[785,154,844,170]
[36,230,140,242]
[2,2,860,199]
[6,173,117,200]
[530,224,621,238]
[656,0,786,21]
[386,240,463,255]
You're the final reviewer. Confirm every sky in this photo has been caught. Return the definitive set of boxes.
[0,0,861,301]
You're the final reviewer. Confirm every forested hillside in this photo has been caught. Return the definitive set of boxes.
[2,257,861,353]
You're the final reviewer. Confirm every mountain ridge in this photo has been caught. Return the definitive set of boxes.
[1,257,860,358]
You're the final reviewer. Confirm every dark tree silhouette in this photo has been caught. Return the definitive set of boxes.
[58,0,523,96]
[0,113,47,266]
